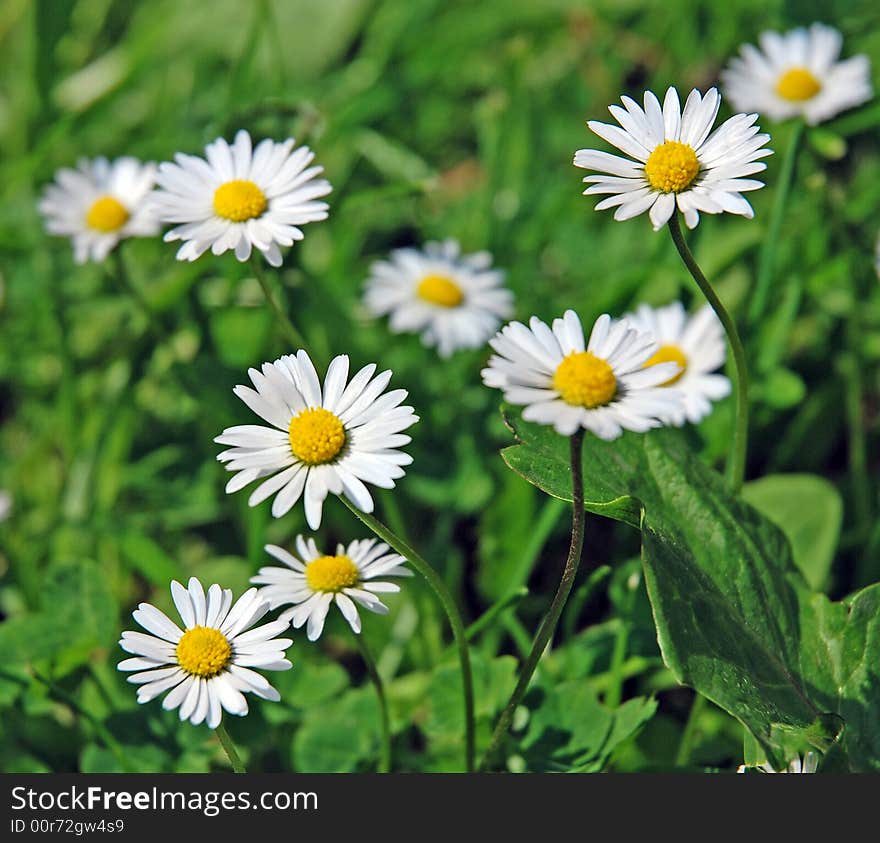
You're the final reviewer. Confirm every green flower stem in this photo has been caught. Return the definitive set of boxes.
[480,430,586,771]
[249,256,308,351]
[352,630,392,773]
[339,496,475,772]
[675,692,707,768]
[215,721,246,773]
[748,121,805,324]
[667,213,749,493]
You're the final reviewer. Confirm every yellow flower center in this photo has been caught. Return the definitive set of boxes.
[776,67,822,102]
[176,626,232,678]
[288,407,346,465]
[213,179,268,222]
[553,351,617,408]
[416,273,464,308]
[644,344,688,386]
[644,141,700,193]
[85,195,129,232]
[305,554,360,593]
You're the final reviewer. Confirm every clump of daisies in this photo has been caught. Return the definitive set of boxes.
[151,129,331,266]
[722,23,872,125]
[482,309,685,438]
[215,351,418,528]
[363,239,514,358]
[621,302,730,425]
[252,536,411,641]
[573,87,772,230]
[39,157,159,263]
[118,577,292,729]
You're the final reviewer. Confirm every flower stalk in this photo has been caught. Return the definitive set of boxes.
[339,496,475,772]
[215,721,246,773]
[352,630,392,773]
[480,429,586,770]
[667,213,749,492]
[249,255,309,351]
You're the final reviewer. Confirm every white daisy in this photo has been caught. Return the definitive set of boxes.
[621,302,731,425]
[737,751,819,773]
[251,536,412,641]
[215,350,419,529]
[721,24,873,126]
[118,577,292,729]
[573,86,772,230]
[0,490,10,523]
[363,239,514,358]
[39,157,158,263]
[151,129,331,267]
[481,310,685,438]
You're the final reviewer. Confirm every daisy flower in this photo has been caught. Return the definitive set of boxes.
[363,239,514,358]
[215,351,418,529]
[251,536,412,641]
[737,751,819,773]
[721,24,872,126]
[118,577,292,729]
[39,157,158,263]
[0,490,10,523]
[481,310,685,438]
[621,302,730,425]
[151,129,331,267]
[573,86,772,230]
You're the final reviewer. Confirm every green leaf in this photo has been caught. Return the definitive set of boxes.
[519,680,657,772]
[428,654,517,743]
[500,411,876,770]
[520,680,612,771]
[0,560,116,668]
[292,688,379,773]
[742,474,842,590]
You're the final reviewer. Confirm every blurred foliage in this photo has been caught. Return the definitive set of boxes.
[1,0,879,772]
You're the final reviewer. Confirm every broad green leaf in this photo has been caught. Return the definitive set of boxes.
[742,474,842,590]
[519,680,657,772]
[428,654,517,743]
[500,411,875,770]
[0,559,116,668]
[292,688,379,773]
[520,680,612,771]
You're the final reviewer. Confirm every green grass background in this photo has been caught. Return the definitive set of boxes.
[1,0,879,772]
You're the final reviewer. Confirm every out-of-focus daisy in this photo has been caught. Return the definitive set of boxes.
[573,87,772,230]
[0,490,10,523]
[215,351,418,529]
[481,310,684,438]
[621,302,730,425]
[363,239,514,358]
[151,129,331,267]
[251,536,411,641]
[39,157,158,263]
[737,751,819,773]
[118,577,292,729]
[722,24,872,126]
